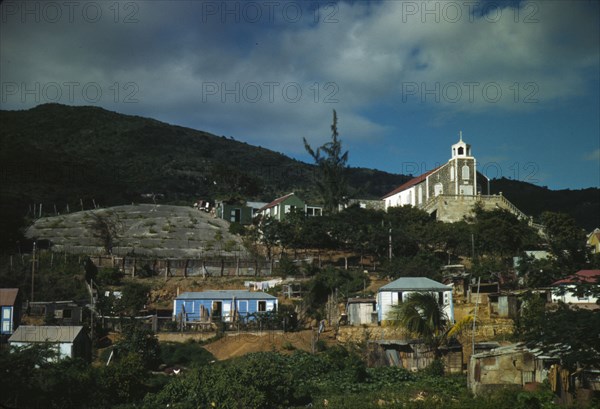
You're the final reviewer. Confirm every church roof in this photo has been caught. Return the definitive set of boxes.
[381,166,442,199]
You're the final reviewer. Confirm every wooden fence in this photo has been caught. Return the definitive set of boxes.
[90,255,274,277]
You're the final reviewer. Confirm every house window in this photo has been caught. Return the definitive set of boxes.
[2,321,10,333]
[230,209,241,223]
[306,207,322,216]
[397,292,403,304]
[2,308,10,319]
[62,309,72,319]
[462,165,470,180]
[273,206,278,215]
[258,301,267,312]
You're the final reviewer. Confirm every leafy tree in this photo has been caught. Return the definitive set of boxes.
[114,323,161,370]
[516,253,560,288]
[383,251,443,280]
[303,110,349,214]
[389,292,471,358]
[96,266,124,286]
[115,281,150,316]
[472,206,539,259]
[98,352,149,404]
[83,256,98,283]
[541,211,588,272]
[517,299,600,370]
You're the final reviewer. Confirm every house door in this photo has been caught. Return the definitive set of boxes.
[238,300,248,319]
[212,301,222,320]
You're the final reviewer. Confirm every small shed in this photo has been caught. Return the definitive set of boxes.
[0,288,21,335]
[346,298,377,326]
[488,293,519,318]
[377,277,454,323]
[9,325,91,362]
[368,339,463,374]
[173,290,278,323]
[28,300,83,325]
[216,200,255,225]
[468,343,558,396]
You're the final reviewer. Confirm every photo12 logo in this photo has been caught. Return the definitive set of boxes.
[201,81,339,104]
[400,82,539,104]
[199,1,339,24]
[398,1,540,24]
[1,81,140,104]
[1,1,140,24]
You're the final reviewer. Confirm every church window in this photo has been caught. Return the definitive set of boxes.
[450,166,455,181]
[434,183,443,196]
[458,147,464,155]
[462,165,470,180]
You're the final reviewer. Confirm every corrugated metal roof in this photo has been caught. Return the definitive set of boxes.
[552,269,600,285]
[9,325,84,343]
[176,290,277,300]
[378,277,451,292]
[0,288,19,306]
[260,193,295,211]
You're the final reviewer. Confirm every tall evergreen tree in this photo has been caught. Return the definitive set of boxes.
[303,110,349,214]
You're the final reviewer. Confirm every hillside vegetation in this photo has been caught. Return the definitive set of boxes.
[1,104,598,251]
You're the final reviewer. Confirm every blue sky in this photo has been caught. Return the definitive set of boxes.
[1,0,598,189]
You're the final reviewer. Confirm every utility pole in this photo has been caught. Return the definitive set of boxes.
[388,226,392,261]
[90,278,94,346]
[471,277,481,356]
[31,241,36,302]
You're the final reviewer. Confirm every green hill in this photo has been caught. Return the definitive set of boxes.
[1,103,598,250]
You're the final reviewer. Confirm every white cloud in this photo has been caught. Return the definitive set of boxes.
[1,0,597,151]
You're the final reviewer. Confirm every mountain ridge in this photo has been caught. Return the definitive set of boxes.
[0,103,598,251]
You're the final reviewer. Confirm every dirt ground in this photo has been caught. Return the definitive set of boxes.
[202,329,337,360]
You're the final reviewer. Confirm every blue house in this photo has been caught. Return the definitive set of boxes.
[173,290,278,323]
[1,288,21,335]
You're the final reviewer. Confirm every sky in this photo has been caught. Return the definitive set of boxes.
[1,0,599,190]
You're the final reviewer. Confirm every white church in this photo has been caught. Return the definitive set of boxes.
[382,134,533,225]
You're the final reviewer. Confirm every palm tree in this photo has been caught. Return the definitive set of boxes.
[389,292,471,358]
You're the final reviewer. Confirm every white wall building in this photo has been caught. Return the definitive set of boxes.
[377,277,454,323]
